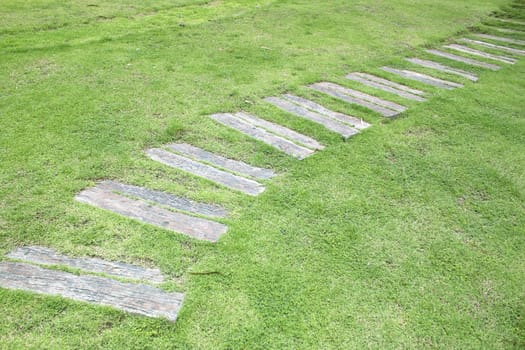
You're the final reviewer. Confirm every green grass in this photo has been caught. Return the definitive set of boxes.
[1,0,524,348]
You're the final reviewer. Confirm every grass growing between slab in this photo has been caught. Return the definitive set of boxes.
[1,0,524,348]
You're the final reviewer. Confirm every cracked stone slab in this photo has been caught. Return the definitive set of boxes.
[6,246,164,284]
[166,143,275,180]
[147,149,265,196]
[444,44,517,64]
[425,49,500,70]
[0,262,183,321]
[210,113,317,159]
[381,67,463,90]
[459,38,525,56]
[474,34,525,46]
[265,97,359,139]
[76,185,227,242]
[405,58,478,82]
[345,73,426,101]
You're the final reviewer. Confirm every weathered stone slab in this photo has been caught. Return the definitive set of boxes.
[7,246,164,284]
[444,44,517,64]
[265,97,359,139]
[146,149,264,196]
[166,143,274,180]
[345,73,426,101]
[281,94,371,130]
[381,67,463,90]
[0,262,183,321]
[474,33,525,46]
[425,49,500,70]
[210,113,316,160]
[459,38,525,56]
[76,186,227,242]
[405,58,478,82]
[309,82,402,117]
[346,72,425,96]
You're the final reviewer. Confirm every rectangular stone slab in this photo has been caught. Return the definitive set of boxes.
[265,97,359,139]
[381,67,463,90]
[444,44,517,64]
[0,262,183,321]
[346,72,425,96]
[166,143,274,180]
[209,113,316,159]
[459,38,525,56]
[76,186,227,242]
[405,58,478,82]
[345,72,426,101]
[474,33,525,46]
[309,82,401,117]
[281,94,371,130]
[7,246,164,284]
[425,49,500,70]
[146,149,264,196]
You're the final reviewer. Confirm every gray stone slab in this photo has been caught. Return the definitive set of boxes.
[381,67,463,90]
[99,181,227,218]
[444,44,517,64]
[474,33,525,46]
[6,246,164,284]
[345,73,426,101]
[309,82,401,117]
[0,262,183,321]
[425,49,501,70]
[281,94,371,130]
[210,113,316,160]
[459,38,525,56]
[265,97,359,139]
[76,186,227,242]
[346,72,425,96]
[405,58,478,82]
[146,149,264,196]
[166,143,274,180]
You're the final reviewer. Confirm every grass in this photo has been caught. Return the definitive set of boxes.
[1,0,524,348]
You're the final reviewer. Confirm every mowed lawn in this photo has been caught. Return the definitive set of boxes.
[1,0,524,348]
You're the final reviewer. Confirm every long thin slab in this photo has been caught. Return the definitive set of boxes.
[265,97,359,139]
[405,58,478,82]
[425,49,500,70]
[493,18,525,26]
[0,262,183,321]
[166,143,274,180]
[76,186,227,242]
[99,180,227,218]
[474,33,525,46]
[444,44,517,64]
[210,113,316,159]
[345,73,426,101]
[381,67,463,90]
[7,246,164,284]
[344,72,425,96]
[309,82,402,117]
[459,38,525,56]
[491,27,524,35]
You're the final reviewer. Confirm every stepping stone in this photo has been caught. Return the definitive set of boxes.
[209,113,318,159]
[459,38,525,56]
[444,44,517,64]
[309,82,405,117]
[381,67,463,90]
[491,27,524,35]
[474,33,525,46]
[405,58,478,82]
[265,96,359,139]
[425,49,501,70]
[493,18,525,26]
[166,143,274,180]
[7,246,164,284]
[146,148,265,196]
[99,180,227,218]
[76,185,227,242]
[0,262,183,321]
[345,72,426,101]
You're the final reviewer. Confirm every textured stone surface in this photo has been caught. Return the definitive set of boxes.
[76,186,227,242]
[166,143,275,180]
[0,262,183,321]
[405,58,478,82]
[265,97,359,139]
[7,246,164,283]
[345,73,426,101]
[425,49,501,70]
[474,33,525,46]
[444,44,517,64]
[346,72,425,95]
[146,148,264,196]
[209,113,317,159]
[381,67,463,89]
[459,38,525,56]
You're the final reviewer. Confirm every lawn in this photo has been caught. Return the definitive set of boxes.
[0,0,524,348]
